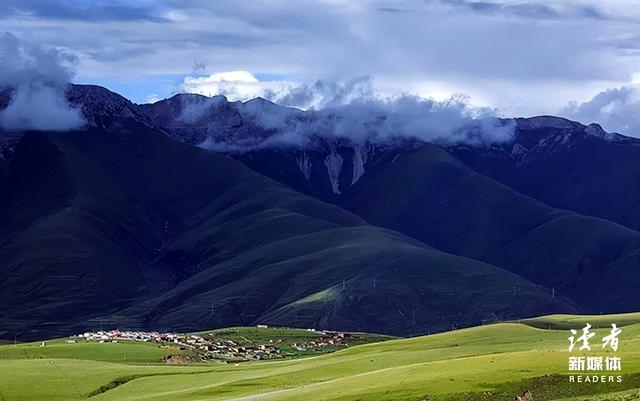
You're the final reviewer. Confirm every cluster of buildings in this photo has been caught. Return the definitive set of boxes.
[292,332,353,351]
[79,330,178,343]
[73,327,359,362]
[200,338,283,360]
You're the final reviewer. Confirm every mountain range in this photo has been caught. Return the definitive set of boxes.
[1,84,639,340]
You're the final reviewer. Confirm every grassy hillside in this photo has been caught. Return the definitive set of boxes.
[0,123,570,340]
[202,326,394,358]
[1,315,638,401]
[521,312,640,330]
[342,143,640,314]
[451,125,640,232]
[0,338,196,364]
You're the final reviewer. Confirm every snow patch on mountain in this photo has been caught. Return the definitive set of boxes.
[297,152,312,181]
[351,145,370,185]
[324,150,343,194]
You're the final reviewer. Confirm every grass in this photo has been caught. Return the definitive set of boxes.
[1,315,639,401]
[0,338,196,364]
[201,326,394,359]
[557,388,640,400]
[1,130,570,341]
[521,313,640,330]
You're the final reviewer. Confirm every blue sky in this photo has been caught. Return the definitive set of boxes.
[1,0,640,133]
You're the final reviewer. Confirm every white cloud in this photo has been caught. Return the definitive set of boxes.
[0,31,85,131]
[145,93,161,103]
[2,1,640,118]
[0,83,85,131]
[561,84,640,137]
[180,71,290,101]
[181,75,516,150]
[180,73,479,112]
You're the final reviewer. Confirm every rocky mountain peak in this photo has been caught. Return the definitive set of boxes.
[514,115,584,131]
[66,84,155,128]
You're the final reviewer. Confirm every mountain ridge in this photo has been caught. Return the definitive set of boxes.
[2,83,638,340]
[0,118,572,340]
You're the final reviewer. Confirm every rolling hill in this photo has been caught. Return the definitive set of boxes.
[2,313,639,401]
[141,94,640,316]
[4,84,640,341]
[0,110,569,340]
[450,116,640,231]
[341,142,640,314]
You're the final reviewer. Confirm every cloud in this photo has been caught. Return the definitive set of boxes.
[265,76,377,110]
[145,93,161,103]
[180,71,289,101]
[0,31,76,85]
[0,84,85,131]
[437,0,561,20]
[0,0,167,22]
[3,1,640,115]
[0,32,84,131]
[189,76,516,150]
[259,95,515,148]
[180,72,381,110]
[434,0,633,22]
[561,84,640,137]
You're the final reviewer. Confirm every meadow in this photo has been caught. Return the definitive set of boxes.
[1,314,640,401]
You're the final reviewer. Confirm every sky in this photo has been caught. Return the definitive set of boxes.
[1,0,640,134]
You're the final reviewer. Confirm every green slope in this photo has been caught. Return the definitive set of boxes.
[0,338,196,364]
[1,314,638,401]
[115,225,573,336]
[521,312,640,330]
[342,143,640,314]
[451,125,640,233]
[0,122,570,339]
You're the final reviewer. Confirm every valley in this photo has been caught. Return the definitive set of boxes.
[1,314,639,401]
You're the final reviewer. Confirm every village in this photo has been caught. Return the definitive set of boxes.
[68,325,358,362]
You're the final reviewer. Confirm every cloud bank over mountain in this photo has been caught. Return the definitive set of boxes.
[562,84,640,137]
[258,99,514,149]
[181,76,516,150]
[0,32,85,131]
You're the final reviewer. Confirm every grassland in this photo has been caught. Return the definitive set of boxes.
[1,315,639,401]
[204,327,393,359]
